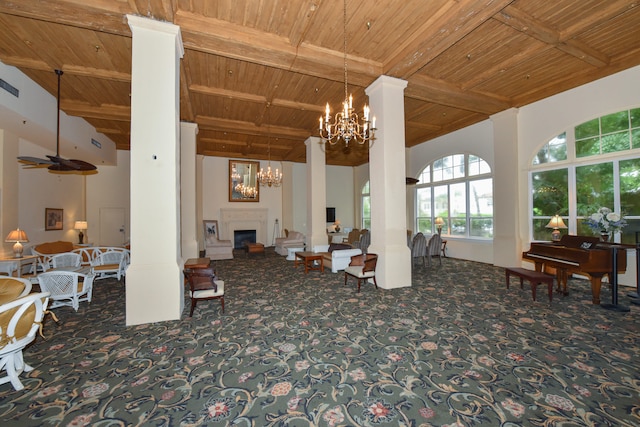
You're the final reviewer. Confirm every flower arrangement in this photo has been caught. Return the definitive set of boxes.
[583,207,627,235]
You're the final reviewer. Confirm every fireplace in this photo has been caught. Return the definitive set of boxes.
[220,208,269,246]
[234,230,256,249]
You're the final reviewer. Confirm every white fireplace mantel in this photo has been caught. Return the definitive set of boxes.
[220,208,269,245]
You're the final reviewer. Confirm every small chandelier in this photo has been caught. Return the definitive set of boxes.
[257,107,283,187]
[319,0,376,147]
[235,183,257,198]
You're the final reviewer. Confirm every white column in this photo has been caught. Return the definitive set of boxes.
[491,108,521,267]
[366,75,411,289]
[304,136,327,250]
[181,122,199,259]
[125,15,184,325]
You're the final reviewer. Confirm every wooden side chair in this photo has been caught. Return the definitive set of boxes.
[344,253,378,293]
[183,267,225,317]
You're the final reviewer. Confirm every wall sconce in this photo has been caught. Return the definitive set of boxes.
[435,217,445,235]
[74,221,88,244]
[5,228,29,258]
[545,215,567,242]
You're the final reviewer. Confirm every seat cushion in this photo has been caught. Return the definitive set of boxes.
[345,265,375,278]
[0,278,27,305]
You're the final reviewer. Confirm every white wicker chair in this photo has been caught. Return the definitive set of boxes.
[37,271,93,311]
[91,249,128,281]
[0,292,50,390]
[47,252,82,270]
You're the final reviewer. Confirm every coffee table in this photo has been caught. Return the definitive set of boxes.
[294,251,324,274]
[245,242,265,257]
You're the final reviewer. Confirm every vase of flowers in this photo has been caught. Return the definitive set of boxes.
[583,207,627,242]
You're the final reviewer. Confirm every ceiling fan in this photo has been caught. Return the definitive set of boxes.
[18,69,97,172]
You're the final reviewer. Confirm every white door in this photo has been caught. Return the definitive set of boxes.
[99,208,126,246]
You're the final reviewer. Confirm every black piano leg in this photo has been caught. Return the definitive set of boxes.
[601,246,630,312]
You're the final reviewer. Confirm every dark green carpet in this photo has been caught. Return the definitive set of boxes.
[1,250,639,426]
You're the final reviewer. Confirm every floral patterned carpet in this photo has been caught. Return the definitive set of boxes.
[1,249,639,426]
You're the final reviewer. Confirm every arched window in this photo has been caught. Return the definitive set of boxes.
[361,181,370,229]
[415,154,493,238]
[530,106,640,243]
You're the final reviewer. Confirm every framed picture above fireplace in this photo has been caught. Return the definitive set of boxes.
[229,160,260,202]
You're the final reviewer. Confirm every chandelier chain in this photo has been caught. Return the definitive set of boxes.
[318,0,376,147]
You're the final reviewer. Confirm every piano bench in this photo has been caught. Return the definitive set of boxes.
[505,267,554,302]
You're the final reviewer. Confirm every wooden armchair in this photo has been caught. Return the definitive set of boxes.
[344,253,378,293]
[183,267,224,317]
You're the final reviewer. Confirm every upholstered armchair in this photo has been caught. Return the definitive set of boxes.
[427,233,443,267]
[203,221,233,261]
[274,231,305,256]
[410,232,427,266]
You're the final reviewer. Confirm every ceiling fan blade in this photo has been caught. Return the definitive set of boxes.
[17,156,56,166]
[48,163,76,171]
[68,159,97,171]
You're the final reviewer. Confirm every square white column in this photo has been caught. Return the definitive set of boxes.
[305,136,327,249]
[126,15,184,325]
[366,76,411,289]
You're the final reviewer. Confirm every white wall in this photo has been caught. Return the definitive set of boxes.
[325,165,355,230]
[0,61,117,166]
[407,120,495,263]
[202,156,283,246]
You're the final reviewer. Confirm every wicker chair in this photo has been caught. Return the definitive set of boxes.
[38,271,94,311]
[0,292,50,390]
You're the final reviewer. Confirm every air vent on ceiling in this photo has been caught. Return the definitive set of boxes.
[0,79,19,97]
[91,138,102,149]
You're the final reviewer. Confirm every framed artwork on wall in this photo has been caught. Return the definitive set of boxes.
[45,208,63,231]
[203,220,219,241]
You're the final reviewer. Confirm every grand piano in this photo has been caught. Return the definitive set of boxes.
[522,234,627,305]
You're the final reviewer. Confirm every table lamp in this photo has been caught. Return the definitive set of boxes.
[5,228,29,258]
[435,217,445,235]
[334,220,341,232]
[545,215,567,242]
[74,220,88,244]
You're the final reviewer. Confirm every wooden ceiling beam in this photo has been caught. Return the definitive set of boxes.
[495,5,610,67]
[406,74,510,115]
[196,115,311,139]
[384,0,515,79]
[0,0,131,36]
[176,10,381,87]
[61,100,131,121]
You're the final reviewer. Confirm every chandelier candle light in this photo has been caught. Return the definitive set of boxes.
[319,0,376,147]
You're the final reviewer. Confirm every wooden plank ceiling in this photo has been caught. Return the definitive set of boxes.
[1,0,639,166]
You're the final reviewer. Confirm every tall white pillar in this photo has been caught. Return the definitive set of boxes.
[305,136,327,250]
[126,15,184,325]
[491,108,521,267]
[366,76,411,289]
[181,122,199,259]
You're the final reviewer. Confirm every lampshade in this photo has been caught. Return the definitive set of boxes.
[435,217,445,226]
[5,228,29,258]
[545,215,567,230]
[546,215,567,242]
[74,221,88,244]
[5,228,28,243]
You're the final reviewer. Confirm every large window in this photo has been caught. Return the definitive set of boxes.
[531,107,640,243]
[415,154,493,238]
[361,181,371,229]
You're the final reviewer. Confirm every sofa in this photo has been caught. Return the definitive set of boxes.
[274,231,305,256]
[313,243,362,273]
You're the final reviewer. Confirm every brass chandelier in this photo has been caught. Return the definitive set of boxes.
[319,0,376,146]
[257,107,283,187]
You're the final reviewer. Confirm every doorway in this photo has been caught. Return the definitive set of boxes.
[99,207,126,246]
